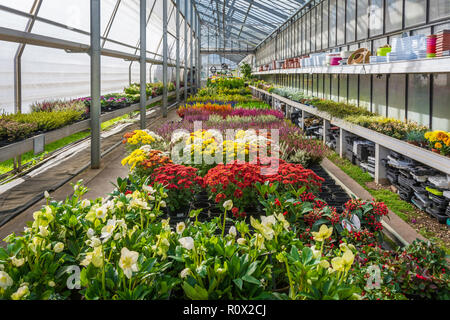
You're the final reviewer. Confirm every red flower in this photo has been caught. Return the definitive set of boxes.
[233,189,243,199]
[274,198,281,206]
[125,190,132,195]
[232,207,239,215]
[215,193,226,203]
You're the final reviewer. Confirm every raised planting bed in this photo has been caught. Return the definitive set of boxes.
[0,90,181,163]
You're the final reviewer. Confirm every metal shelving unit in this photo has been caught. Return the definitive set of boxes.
[253,57,450,75]
[250,85,450,182]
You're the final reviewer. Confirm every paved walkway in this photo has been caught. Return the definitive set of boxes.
[0,107,180,243]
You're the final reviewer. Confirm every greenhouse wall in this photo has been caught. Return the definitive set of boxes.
[254,0,450,131]
[0,0,194,114]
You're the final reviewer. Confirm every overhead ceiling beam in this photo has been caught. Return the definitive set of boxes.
[239,0,289,20]
[208,0,278,28]
[197,3,268,38]
[200,17,264,43]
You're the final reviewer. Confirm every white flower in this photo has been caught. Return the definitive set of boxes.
[95,206,107,220]
[101,218,117,242]
[81,199,91,209]
[48,281,56,287]
[11,256,25,267]
[11,284,29,300]
[159,200,166,208]
[142,185,156,194]
[39,226,49,237]
[223,200,233,211]
[44,191,50,199]
[0,271,13,289]
[140,145,153,153]
[119,247,139,279]
[237,238,247,245]
[228,226,237,237]
[176,222,186,235]
[179,237,195,250]
[261,215,276,227]
[87,228,95,239]
[87,237,101,248]
[180,268,191,278]
[311,245,321,259]
[53,242,65,253]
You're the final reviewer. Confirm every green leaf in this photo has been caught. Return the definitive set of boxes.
[302,247,313,264]
[182,282,209,300]
[233,278,243,291]
[246,261,259,276]
[242,275,261,286]
[0,247,9,260]
[290,245,300,261]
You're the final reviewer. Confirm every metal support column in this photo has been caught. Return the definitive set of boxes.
[13,0,42,172]
[197,15,201,90]
[184,0,188,100]
[190,1,194,95]
[162,0,168,118]
[90,0,101,169]
[176,0,181,103]
[140,0,147,129]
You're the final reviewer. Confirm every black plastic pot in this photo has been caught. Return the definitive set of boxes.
[209,205,223,217]
[168,206,189,218]
[192,200,211,210]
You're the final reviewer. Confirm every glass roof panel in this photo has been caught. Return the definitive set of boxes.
[195,0,306,62]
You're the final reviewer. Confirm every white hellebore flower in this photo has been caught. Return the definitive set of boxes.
[95,206,108,220]
[11,284,29,300]
[44,191,50,199]
[228,226,237,237]
[176,222,186,235]
[119,247,139,279]
[180,268,191,279]
[11,256,25,267]
[101,218,117,242]
[39,226,49,237]
[223,200,233,211]
[179,237,195,250]
[237,238,247,245]
[159,200,166,208]
[142,185,156,194]
[87,228,96,239]
[53,242,65,253]
[0,271,13,290]
[81,199,91,209]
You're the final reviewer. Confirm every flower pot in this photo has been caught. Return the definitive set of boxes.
[209,205,223,217]
[168,207,189,218]
[192,200,211,210]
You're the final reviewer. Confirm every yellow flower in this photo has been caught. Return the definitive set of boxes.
[342,249,355,270]
[311,224,333,242]
[331,257,344,272]
[435,142,443,149]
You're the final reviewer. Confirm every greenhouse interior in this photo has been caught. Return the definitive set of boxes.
[0,0,449,303]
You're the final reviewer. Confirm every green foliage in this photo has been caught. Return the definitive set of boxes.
[239,63,253,80]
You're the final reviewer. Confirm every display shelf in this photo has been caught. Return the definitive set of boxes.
[0,90,183,163]
[253,57,450,75]
[250,86,450,177]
